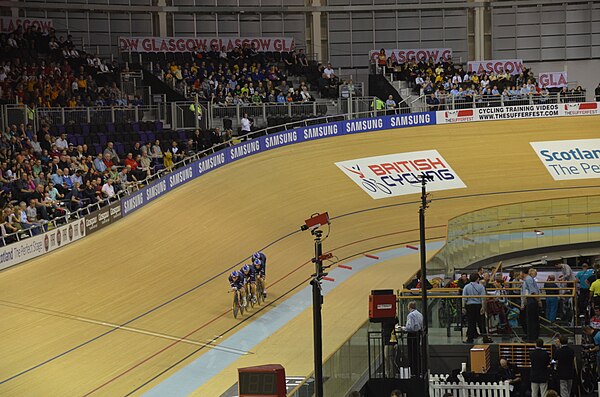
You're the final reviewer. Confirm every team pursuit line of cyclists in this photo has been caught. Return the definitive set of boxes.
[228,251,267,318]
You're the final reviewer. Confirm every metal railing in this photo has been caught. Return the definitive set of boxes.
[422,91,586,112]
[0,191,127,246]
[207,101,333,130]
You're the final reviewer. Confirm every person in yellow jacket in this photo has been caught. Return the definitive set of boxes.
[163,150,174,171]
[189,103,202,120]
[371,97,386,116]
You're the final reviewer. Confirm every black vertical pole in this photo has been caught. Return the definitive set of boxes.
[419,177,429,396]
[312,230,324,397]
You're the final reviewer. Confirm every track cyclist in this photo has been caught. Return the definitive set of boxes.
[228,270,246,307]
[241,264,257,304]
[252,251,267,298]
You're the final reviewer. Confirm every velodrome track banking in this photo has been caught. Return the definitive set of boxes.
[1,101,599,274]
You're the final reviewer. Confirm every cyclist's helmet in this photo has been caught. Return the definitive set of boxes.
[252,252,260,260]
[242,264,250,273]
[253,259,261,267]
[231,270,239,278]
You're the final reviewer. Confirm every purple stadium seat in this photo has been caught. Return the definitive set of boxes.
[81,124,90,135]
[98,134,108,147]
[155,121,163,132]
[132,122,140,133]
[106,122,116,134]
[115,143,125,156]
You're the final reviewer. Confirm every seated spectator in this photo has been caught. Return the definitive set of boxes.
[496,358,521,395]
[101,178,115,199]
[426,93,440,111]
[103,142,120,164]
[406,270,433,290]
[163,150,174,171]
[17,201,41,235]
[151,140,163,159]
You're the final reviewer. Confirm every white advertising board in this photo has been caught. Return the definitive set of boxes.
[335,150,466,199]
[530,139,600,181]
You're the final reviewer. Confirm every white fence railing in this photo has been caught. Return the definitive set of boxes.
[429,375,511,397]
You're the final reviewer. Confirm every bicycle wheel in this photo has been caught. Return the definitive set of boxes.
[248,287,254,309]
[232,292,239,319]
[256,279,264,305]
[580,363,596,394]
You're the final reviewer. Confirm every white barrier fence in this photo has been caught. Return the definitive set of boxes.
[429,375,511,397]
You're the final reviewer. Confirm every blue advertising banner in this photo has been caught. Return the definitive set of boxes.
[121,112,436,216]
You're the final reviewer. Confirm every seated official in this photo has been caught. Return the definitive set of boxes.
[497,358,522,396]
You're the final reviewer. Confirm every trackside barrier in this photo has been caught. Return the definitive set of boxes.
[436,102,600,124]
[1,102,599,271]
[429,375,511,397]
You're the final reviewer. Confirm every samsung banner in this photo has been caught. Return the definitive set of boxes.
[121,111,437,215]
[369,48,453,64]
[118,36,296,53]
[530,139,600,181]
[335,151,466,199]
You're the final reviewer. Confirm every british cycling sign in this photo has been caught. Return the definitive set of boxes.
[335,150,466,199]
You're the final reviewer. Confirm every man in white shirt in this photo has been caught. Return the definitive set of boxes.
[55,134,69,150]
[323,63,336,79]
[240,113,252,134]
[101,179,115,199]
[402,301,424,377]
[403,301,423,332]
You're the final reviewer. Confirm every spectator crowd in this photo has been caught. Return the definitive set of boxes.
[374,49,587,110]
[154,45,341,103]
[0,26,121,108]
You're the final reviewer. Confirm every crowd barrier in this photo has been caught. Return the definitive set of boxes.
[1,102,599,272]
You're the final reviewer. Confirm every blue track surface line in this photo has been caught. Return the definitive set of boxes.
[143,241,445,397]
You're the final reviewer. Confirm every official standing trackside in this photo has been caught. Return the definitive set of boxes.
[401,300,423,377]
[529,339,550,397]
[576,263,593,316]
[522,268,541,342]
[462,273,493,344]
[554,335,575,397]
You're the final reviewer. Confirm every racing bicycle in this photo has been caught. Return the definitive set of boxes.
[256,277,265,305]
[231,288,245,318]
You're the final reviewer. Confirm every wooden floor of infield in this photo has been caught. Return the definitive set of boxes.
[0,116,599,396]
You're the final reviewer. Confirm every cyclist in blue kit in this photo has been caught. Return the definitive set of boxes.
[253,251,267,297]
[229,270,246,307]
[241,264,257,304]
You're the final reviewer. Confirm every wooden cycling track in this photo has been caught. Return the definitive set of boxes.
[1,116,599,396]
